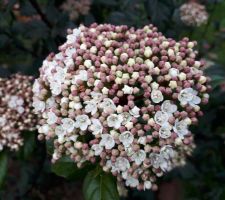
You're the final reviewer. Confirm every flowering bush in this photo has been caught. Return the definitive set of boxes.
[179,1,208,27]
[0,74,37,151]
[33,23,210,190]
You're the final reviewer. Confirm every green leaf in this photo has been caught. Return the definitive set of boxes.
[22,132,36,159]
[83,167,119,200]
[0,152,7,188]
[51,156,94,180]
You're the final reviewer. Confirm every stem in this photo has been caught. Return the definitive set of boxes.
[28,0,53,29]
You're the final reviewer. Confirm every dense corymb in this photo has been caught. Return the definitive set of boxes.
[33,24,210,190]
[0,74,37,151]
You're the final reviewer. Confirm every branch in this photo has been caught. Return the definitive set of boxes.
[28,0,53,29]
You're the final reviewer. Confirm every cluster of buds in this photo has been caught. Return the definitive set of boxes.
[179,1,208,27]
[61,0,91,21]
[33,23,210,190]
[0,74,37,151]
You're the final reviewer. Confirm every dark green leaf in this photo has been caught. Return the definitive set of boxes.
[0,152,7,188]
[83,167,119,200]
[52,156,94,180]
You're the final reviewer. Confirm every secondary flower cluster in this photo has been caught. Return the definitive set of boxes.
[0,74,37,151]
[61,0,91,21]
[179,1,208,27]
[33,23,210,190]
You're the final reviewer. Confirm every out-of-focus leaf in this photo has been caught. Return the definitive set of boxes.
[21,132,36,159]
[83,167,119,200]
[0,152,7,188]
[52,156,94,180]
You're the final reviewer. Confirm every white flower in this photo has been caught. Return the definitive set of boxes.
[120,112,132,125]
[178,88,201,106]
[115,157,130,172]
[46,97,56,109]
[144,181,152,190]
[119,131,134,147]
[161,100,177,114]
[159,125,172,139]
[100,134,115,149]
[151,89,163,103]
[90,92,103,103]
[125,176,139,188]
[65,47,76,57]
[89,119,103,135]
[92,144,103,156]
[50,81,62,95]
[149,153,171,171]
[131,150,146,165]
[75,115,91,131]
[129,106,140,118]
[122,85,133,94]
[33,99,45,112]
[169,68,179,78]
[32,79,41,95]
[154,111,169,126]
[72,70,88,84]
[61,118,75,133]
[173,119,189,138]
[84,100,97,115]
[66,28,80,44]
[99,98,116,113]
[160,145,175,159]
[107,114,123,129]
[55,125,67,143]
[38,124,50,134]
[138,136,146,145]
[0,117,6,127]
[53,67,67,83]
[46,111,58,125]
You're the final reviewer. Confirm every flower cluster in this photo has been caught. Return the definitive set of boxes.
[33,23,210,190]
[0,74,37,151]
[61,0,91,21]
[179,1,208,27]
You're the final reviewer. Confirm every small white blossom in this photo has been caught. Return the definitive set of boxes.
[38,124,50,135]
[107,114,123,129]
[151,89,164,103]
[119,131,134,147]
[173,119,189,138]
[159,125,172,139]
[154,111,169,126]
[50,81,62,95]
[55,125,67,143]
[129,106,140,118]
[0,117,6,127]
[89,119,103,135]
[161,100,177,114]
[131,150,146,165]
[125,176,139,188]
[61,118,75,133]
[75,115,91,131]
[99,98,116,113]
[144,181,152,190]
[100,134,115,149]
[47,111,58,125]
[169,68,179,78]
[33,99,45,112]
[178,88,201,106]
[160,145,175,159]
[122,85,133,94]
[90,92,103,103]
[84,100,98,115]
[115,157,130,172]
[120,112,132,125]
[72,70,88,84]
[92,144,103,155]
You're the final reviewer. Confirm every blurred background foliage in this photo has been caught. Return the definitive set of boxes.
[0,0,225,199]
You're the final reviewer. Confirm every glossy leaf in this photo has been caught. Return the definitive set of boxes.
[83,167,119,200]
